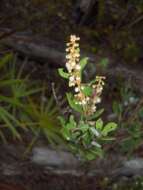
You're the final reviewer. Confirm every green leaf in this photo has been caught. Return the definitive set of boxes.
[87,108,104,120]
[0,107,21,139]
[112,101,122,115]
[0,79,22,87]
[91,141,101,148]
[0,95,22,107]
[18,88,42,97]
[99,58,109,68]
[85,148,103,160]
[96,118,103,130]
[90,127,100,137]
[0,53,13,69]
[66,122,75,130]
[0,130,7,143]
[80,57,88,70]
[90,148,103,158]
[72,130,81,140]
[85,151,96,160]
[101,137,115,141]
[61,127,70,141]
[69,115,76,128]
[82,133,91,145]
[58,116,66,127]
[89,78,97,86]
[79,122,89,132]
[81,86,92,96]
[66,93,83,113]
[58,68,69,79]
[102,122,117,136]
[139,107,143,118]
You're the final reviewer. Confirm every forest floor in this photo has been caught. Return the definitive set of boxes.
[0,0,143,190]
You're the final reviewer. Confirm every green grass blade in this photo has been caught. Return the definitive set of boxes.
[0,108,21,139]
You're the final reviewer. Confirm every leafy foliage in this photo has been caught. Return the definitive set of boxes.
[0,54,62,146]
[0,54,24,141]
[23,91,63,146]
[111,81,143,155]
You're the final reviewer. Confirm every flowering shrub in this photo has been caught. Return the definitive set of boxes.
[58,35,117,160]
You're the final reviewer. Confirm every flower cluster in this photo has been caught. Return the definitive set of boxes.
[74,76,105,115]
[66,35,81,87]
[66,35,105,116]
[88,76,105,114]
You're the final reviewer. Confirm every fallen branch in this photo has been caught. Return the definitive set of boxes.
[1,33,65,66]
[1,31,143,94]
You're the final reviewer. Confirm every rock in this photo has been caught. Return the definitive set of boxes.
[44,167,84,177]
[112,158,143,178]
[124,158,143,170]
[2,163,21,176]
[32,147,79,168]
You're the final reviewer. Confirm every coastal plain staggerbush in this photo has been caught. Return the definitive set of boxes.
[58,35,117,160]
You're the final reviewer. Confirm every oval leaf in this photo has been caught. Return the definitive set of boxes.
[58,68,69,79]
[80,57,88,70]
[81,86,92,96]
[102,122,117,136]
[96,118,103,130]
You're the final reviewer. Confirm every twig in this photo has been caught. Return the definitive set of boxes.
[128,14,143,28]
[126,97,143,125]
[0,28,16,40]
[51,82,66,116]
